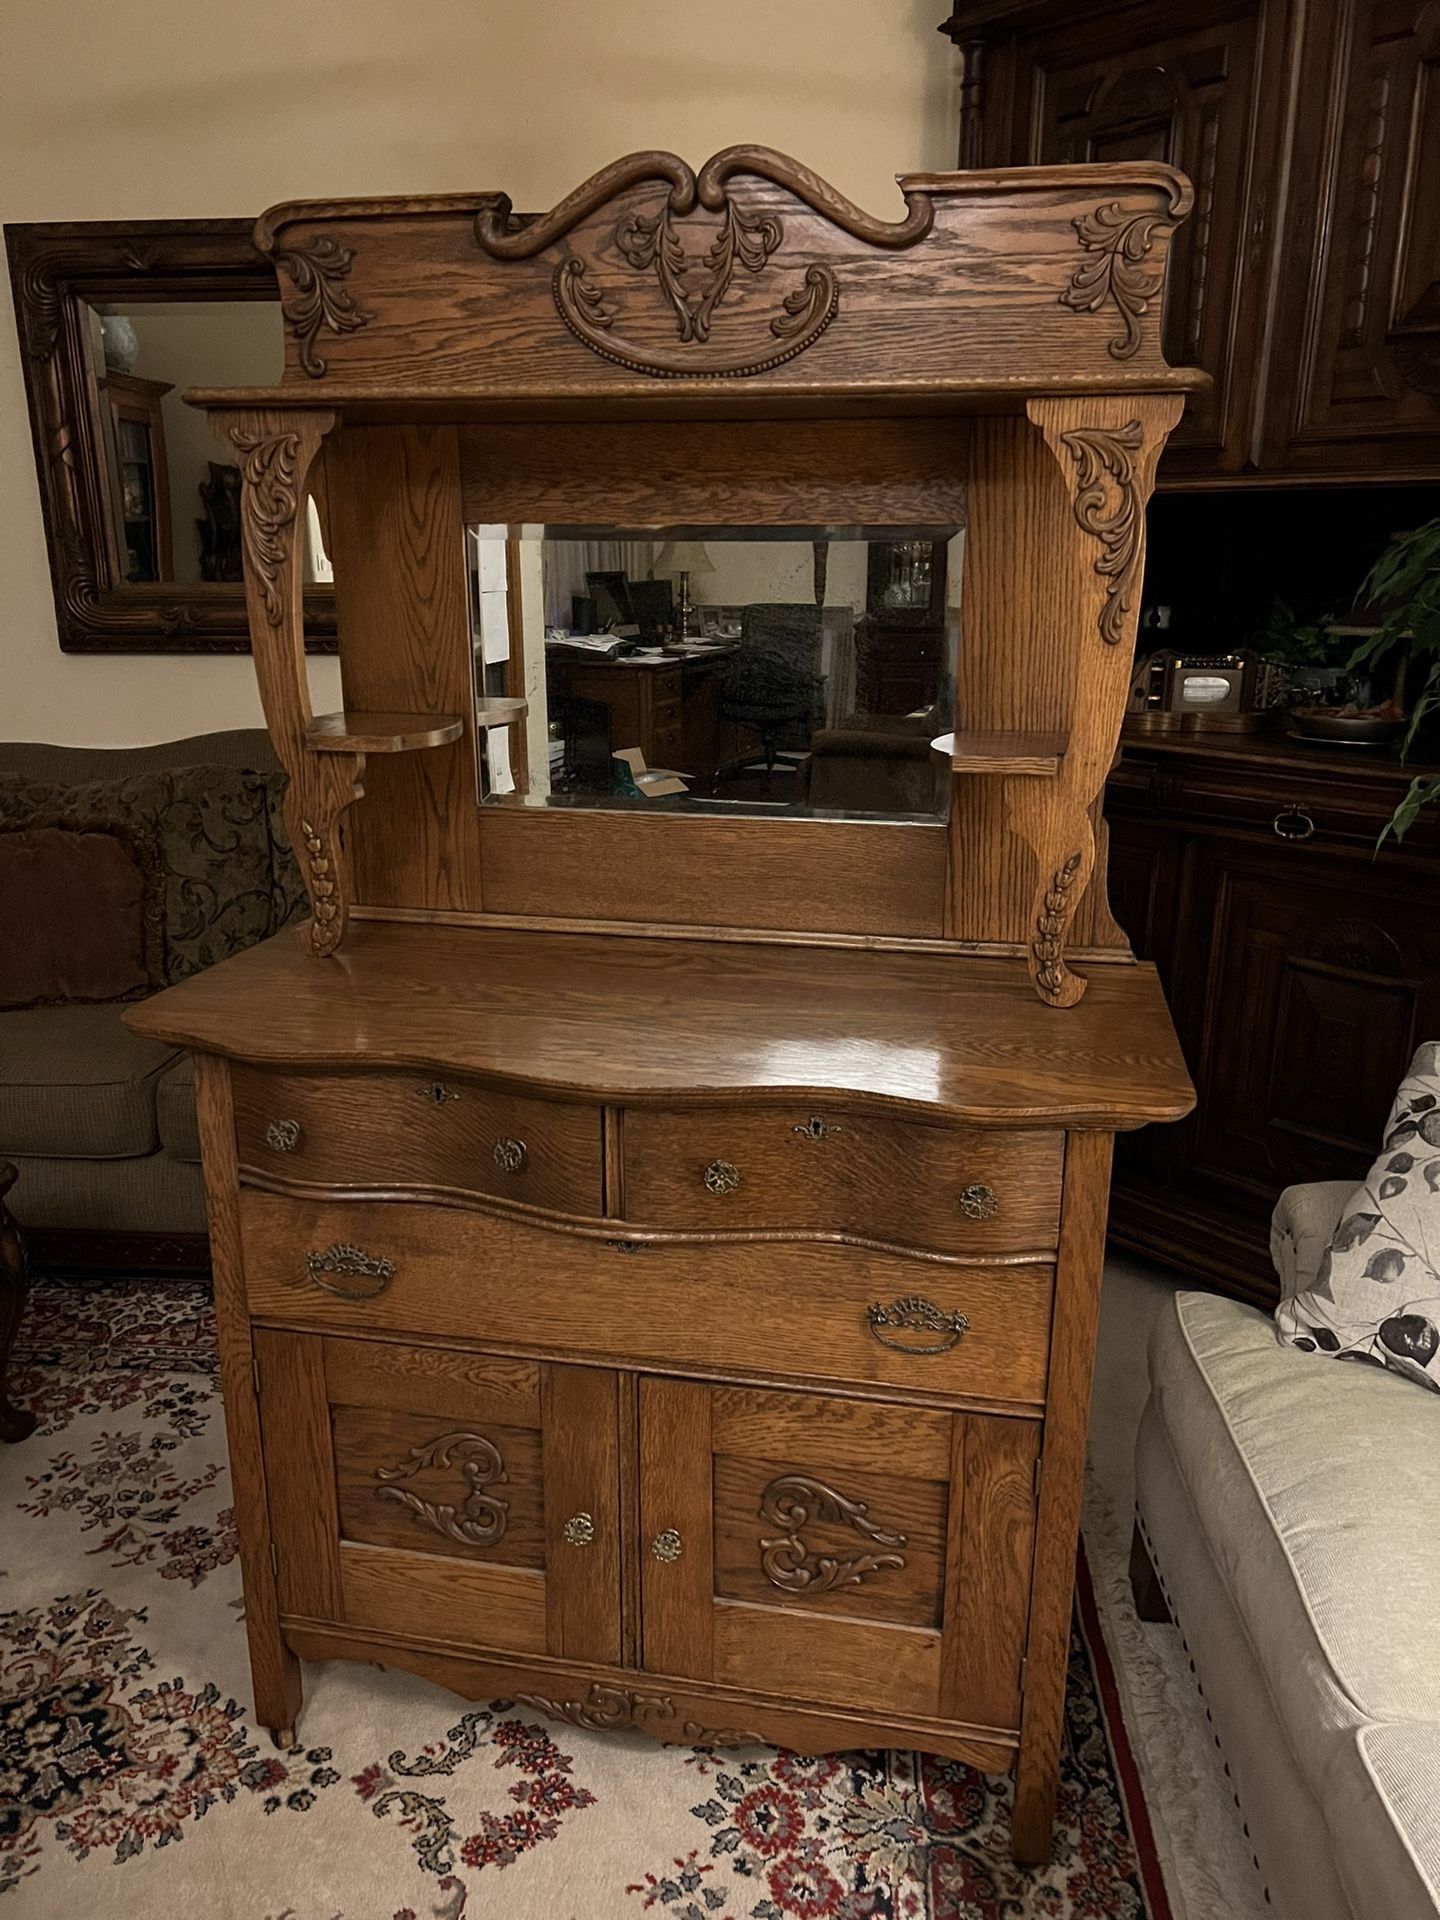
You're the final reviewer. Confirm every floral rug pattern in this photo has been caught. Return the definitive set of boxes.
[2,1275,1169,1917]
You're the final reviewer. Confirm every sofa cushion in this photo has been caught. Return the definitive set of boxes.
[1149,1291,1440,1916]
[1277,1041,1440,1395]
[0,1005,180,1158]
[0,765,287,983]
[156,1054,200,1164]
[1351,1724,1440,1916]
[0,821,164,1007]
[1152,1290,1440,1728]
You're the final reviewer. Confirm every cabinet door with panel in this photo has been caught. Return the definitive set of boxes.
[638,1379,1039,1734]
[255,1332,622,1665]
[986,0,1289,468]
[1263,0,1440,475]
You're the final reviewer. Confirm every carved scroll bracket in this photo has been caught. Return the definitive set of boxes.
[375,1430,510,1547]
[1014,396,1183,1008]
[514,1683,763,1750]
[221,408,358,958]
[758,1472,907,1594]
[1059,185,1186,360]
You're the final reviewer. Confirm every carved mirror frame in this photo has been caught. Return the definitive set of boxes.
[5,218,336,653]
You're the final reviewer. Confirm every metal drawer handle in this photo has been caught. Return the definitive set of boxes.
[1273,806,1315,842]
[563,1511,595,1548]
[305,1242,396,1300]
[867,1295,970,1355]
[959,1183,999,1220]
[651,1527,683,1562]
[265,1119,301,1154]
[421,1081,459,1104]
[704,1159,741,1195]
[493,1137,528,1175]
[794,1116,842,1140]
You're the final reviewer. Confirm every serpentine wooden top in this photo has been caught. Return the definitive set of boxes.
[125,924,1194,1130]
[185,148,1204,412]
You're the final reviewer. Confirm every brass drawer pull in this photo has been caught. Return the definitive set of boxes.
[306,1242,396,1300]
[422,1081,459,1104]
[563,1511,595,1548]
[651,1527,683,1562]
[1273,806,1315,842]
[704,1159,741,1195]
[265,1119,301,1154]
[867,1295,970,1355]
[493,1137,528,1175]
[959,1183,1000,1220]
[794,1116,842,1140]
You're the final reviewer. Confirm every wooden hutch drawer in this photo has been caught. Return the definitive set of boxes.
[232,1067,603,1214]
[240,1192,1054,1407]
[621,1107,1063,1254]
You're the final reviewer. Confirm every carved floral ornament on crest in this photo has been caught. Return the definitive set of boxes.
[471,146,935,380]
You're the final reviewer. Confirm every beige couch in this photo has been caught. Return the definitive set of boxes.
[0,729,296,1264]
[1135,1182,1440,1920]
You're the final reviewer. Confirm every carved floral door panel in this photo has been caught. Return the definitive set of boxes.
[638,1378,1040,1733]
[254,1331,622,1665]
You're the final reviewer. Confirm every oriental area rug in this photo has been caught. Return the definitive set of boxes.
[2,1276,1172,1919]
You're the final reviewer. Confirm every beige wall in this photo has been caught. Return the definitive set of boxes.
[0,0,955,745]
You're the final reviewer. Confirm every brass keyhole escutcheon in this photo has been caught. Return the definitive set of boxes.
[703,1160,740,1196]
[422,1081,459,1105]
[959,1183,1000,1220]
[493,1138,528,1175]
[793,1116,841,1140]
[563,1512,595,1548]
[265,1119,301,1154]
[651,1528,683,1562]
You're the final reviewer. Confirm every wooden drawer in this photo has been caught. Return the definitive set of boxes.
[621,1107,1063,1254]
[240,1192,1054,1406]
[232,1067,603,1214]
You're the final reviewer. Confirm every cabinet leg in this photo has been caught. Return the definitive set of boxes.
[1011,1730,1061,1866]
[269,1725,297,1752]
[0,1164,37,1444]
[251,1642,303,1749]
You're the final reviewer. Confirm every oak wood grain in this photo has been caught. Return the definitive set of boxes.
[622,1108,1063,1253]
[711,1599,942,1719]
[322,1336,540,1424]
[638,1377,715,1680]
[128,924,1195,1130]
[332,1405,544,1565]
[339,1539,547,1654]
[233,1064,603,1214]
[541,1365,623,1666]
[709,1386,954,1483]
[238,1192,1056,1407]
[254,1326,344,1620]
[306,711,464,753]
[193,1055,302,1734]
[940,1412,1039,1731]
[281,1623,1019,1770]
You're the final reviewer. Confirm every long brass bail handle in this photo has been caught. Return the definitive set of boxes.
[306,1242,396,1301]
[867,1295,970,1355]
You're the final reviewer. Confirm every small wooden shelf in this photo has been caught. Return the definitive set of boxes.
[475,697,529,730]
[306,711,465,754]
[935,730,1067,778]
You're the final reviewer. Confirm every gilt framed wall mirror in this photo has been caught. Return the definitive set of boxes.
[5,218,336,652]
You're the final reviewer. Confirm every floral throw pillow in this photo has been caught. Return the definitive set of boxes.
[1276,1041,1440,1394]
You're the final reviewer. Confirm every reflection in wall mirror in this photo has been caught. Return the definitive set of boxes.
[6,218,337,652]
[469,526,963,822]
[84,300,287,587]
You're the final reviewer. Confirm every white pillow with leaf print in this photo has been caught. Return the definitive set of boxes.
[1276,1040,1440,1395]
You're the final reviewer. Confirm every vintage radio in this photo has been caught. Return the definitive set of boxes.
[1126,649,1290,733]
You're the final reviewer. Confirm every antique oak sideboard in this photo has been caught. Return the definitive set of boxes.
[126,147,1198,1863]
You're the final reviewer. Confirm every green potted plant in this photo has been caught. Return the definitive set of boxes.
[1344,517,1440,843]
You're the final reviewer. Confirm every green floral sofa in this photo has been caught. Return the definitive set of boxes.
[0,729,303,1264]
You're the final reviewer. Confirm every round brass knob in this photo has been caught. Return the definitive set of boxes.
[493,1138,528,1175]
[959,1183,1000,1220]
[651,1527,683,1562]
[563,1512,595,1548]
[703,1160,740,1195]
[265,1119,301,1154]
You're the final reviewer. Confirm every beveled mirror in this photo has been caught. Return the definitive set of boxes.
[5,218,336,652]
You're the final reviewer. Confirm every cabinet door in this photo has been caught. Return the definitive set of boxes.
[1182,840,1440,1200]
[638,1379,1039,1733]
[1263,0,1440,476]
[256,1332,622,1665]
[992,0,1289,469]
